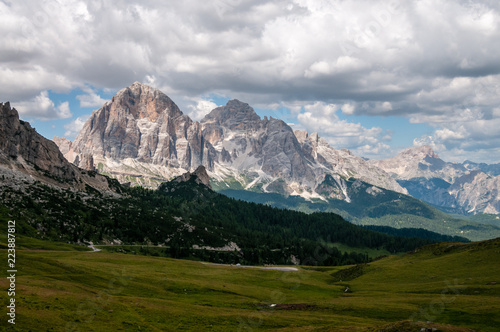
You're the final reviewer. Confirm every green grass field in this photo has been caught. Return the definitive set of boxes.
[1,235,499,331]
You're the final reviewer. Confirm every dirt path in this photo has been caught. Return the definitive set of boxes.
[201,262,299,271]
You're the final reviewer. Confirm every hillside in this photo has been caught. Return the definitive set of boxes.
[1,236,498,331]
[0,167,442,267]
[220,188,500,241]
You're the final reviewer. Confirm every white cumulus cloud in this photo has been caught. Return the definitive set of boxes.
[2,0,500,162]
[295,101,392,158]
[15,91,72,120]
[64,115,90,139]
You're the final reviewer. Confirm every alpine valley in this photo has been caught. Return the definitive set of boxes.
[2,86,500,331]
[0,100,461,266]
[50,82,500,240]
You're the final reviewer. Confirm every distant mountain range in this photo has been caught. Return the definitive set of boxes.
[371,146,500,215]
[52,82,500,216]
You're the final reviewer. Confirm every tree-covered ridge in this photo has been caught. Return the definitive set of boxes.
[220,187,500,241]
[361,225,469,242]
[0,173,462,266]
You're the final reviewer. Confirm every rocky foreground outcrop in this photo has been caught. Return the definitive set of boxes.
[0,102,111,191]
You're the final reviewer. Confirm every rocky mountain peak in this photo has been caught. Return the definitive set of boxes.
[63,83,215,176]
[201,99,261,130]
[111,82,183,121]
[0,102,14,118]
[165,165,212,190]
[401,145,440,160]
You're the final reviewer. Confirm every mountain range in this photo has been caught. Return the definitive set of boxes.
[55,82,406,199]
[372,146,500,215]
[1,95,499,247]
[53,82,499,216]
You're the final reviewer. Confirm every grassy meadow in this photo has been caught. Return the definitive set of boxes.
[1,235,499,331]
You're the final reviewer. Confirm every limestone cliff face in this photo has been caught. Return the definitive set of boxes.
[68,82,216,173]
[0,102,110,190]
[201,100,316,183]
[449,171,500,214]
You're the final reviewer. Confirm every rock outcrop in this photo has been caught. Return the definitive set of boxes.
[169,165,212,189]
[0,102,111,191]
[449,171,500,214]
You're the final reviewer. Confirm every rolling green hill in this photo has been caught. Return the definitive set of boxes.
[1,236,498,331]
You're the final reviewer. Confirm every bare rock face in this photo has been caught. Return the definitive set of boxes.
[64,82,216,180]
[370,145,467,182]
[52,136,72,155]
[170,165,212,189]
[449,171,500,214]
[201,100,318,194]
[0,102,110,190]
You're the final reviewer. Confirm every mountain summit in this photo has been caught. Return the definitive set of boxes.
[202,99,261,131]
[59,82,216,184]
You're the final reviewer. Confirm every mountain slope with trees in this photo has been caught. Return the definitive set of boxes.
[1,167,448,266]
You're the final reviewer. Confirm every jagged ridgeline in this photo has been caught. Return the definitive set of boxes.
[53,81,406,199]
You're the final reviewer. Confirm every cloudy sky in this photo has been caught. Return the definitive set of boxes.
[1,0,500,163]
